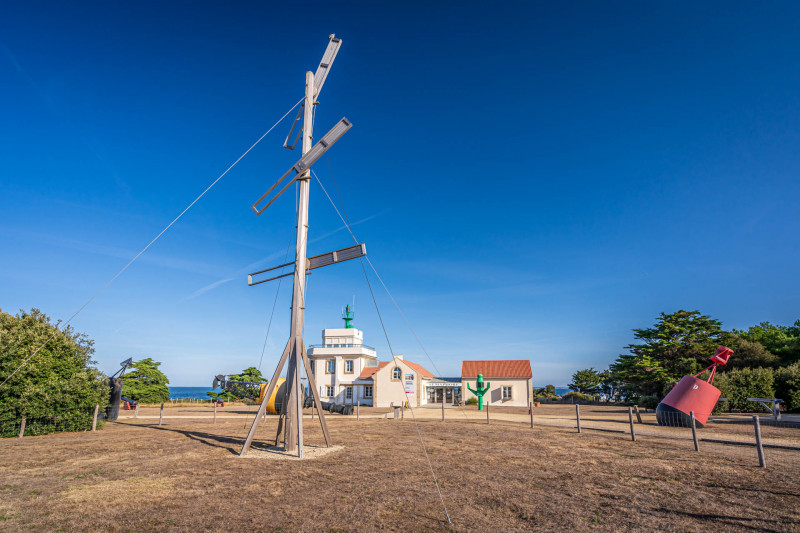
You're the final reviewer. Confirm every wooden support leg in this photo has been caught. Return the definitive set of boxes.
[240,339,292,456]
[300,344,332,446]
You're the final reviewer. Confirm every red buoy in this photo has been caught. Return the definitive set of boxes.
[656,346,733,427]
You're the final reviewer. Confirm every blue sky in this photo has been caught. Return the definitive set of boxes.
[1,1,798,386]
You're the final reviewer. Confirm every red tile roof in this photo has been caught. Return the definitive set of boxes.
[358,362,388,379]
[461,360,532,378]
[357,358,435,379]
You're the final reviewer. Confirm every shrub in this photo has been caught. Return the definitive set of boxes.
[562,391,595,403]
[638,395,660,410]
[465,397,478,405]
[714,367,775,412]
[774,363,800,413]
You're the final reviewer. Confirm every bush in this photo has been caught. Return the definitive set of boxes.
[562,391,595,403]
[465,397,478,405]
[714,367,775,412]
[774,363,800,413]
[638,395,660,410]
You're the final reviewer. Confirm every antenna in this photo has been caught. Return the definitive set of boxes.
[240,35,360,458]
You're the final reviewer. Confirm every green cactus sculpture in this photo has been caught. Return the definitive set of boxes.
[466,374,491,410]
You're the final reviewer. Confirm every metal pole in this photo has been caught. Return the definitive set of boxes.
[689,411,699,452]
[628,407,636,441]
[576,404,582,433]
[92,405,99,431]
[529,401,534,428]
[753,416,766,468]
[159,403,163,426]
[18,417,26,438]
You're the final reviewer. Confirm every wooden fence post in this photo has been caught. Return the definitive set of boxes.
[628,407,636,441]
[18,417,26,438]
[576,404,582,433]
[401,404,404,420]
[689,411,699,451]
[159,403,164,426]
[92,405,99,431]
[529,402,534,428]
[634,405,643,424]
[441,399,445,421]
[753,416,766,468]
[134,404,139,419]
[213,401,217,424]
[357,401,360,421]
[486,400,490,425]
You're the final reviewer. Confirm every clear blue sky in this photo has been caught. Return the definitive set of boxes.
[2,1,798,386]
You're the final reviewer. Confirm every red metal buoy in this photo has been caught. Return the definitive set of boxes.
[656,346,733,427]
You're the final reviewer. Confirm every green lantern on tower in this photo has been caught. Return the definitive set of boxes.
[342,304,354,329]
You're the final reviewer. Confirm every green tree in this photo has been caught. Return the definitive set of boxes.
[568,368,601,394]
[598,369,622,402]
[119,358,170,403]
[532,384,558,399]
[610,310,723,399]
[717,332,779,370]
[0,309,108,436]
[733,321,800,366]
[209,367,265,401]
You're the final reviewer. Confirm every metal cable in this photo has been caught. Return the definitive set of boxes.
[0,97,305,389]
[310,167,452,524]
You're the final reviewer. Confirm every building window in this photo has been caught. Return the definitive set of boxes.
[502,386,512,400]
[364,385,373,398]
[326,386,334,397]
[326,360,335,373]
[345,360,354,373]
[392,367,402,380]
[345,386,353,400]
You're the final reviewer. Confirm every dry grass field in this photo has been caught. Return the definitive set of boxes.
[1,404,799,532]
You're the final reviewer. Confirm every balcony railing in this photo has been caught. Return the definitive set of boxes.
[308,343,376,351]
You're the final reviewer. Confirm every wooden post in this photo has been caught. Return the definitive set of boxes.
[92,405,99,431]
[213,401,217,424]
[357,401,360,421]
[753,416,766,468]
[634,405,643,424]
[401,403,404,420]
[628,407,636,441]
[159,403,164,426]
[18,417,26,438]
[441,398,445,421]
[529,402,534,428]
[575,404,582,433]
[689,411,699,452]
[134,404,139,419]
[486,400,490,425]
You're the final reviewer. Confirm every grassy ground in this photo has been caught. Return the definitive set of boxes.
[1,405,798,532]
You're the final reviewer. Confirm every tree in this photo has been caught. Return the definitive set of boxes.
[532,384,558,399]
[209,367,265,401]
[119,358,170,403]
[568,368,601,395]
[717,332,779,370]
[0,309,108,436]
[734,321,800,366]
[598,369,622,402]
[610,310,724,399]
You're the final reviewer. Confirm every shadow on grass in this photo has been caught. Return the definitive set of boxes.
[115,421,278,456]
[655,508,797,533]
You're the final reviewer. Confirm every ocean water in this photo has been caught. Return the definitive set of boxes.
[169,386,221,399]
